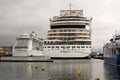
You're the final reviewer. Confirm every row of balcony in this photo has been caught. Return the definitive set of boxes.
[47,37,90,40]
[48,31,90,34]
[52,18,89,22]
[44,41,91,45]
[44,46,91,49]
[48,29,90,33]
[51,16,89,22]
[50,21,89,26]
[47,33,89,36]
[47,35,90,38]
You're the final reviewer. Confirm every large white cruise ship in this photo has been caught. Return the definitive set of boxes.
[13,31,44,56]
[43,7,92,58]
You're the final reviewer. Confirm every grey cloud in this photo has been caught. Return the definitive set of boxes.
[0,0,120,51]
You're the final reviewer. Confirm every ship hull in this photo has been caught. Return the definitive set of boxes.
[104,55,120,66]
[103,45,120,66]
[43,50,91,59]
[13,50,44,56]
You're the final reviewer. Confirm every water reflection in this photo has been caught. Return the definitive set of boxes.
[0,62,49,80]
[0,59,105,80]
[91,59,104,80]
[104,63,120,80]
[47,60,92,80]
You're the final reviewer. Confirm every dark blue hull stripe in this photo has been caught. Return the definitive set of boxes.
[104,57,120,66]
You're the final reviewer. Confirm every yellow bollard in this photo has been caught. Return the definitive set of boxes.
[42,67,45,71]
[35,66,38,70]
[95,77,100,80]
[77,70,81,76]
[31,64,34,69]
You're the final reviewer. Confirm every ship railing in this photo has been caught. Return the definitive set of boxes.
[50,21,89,26]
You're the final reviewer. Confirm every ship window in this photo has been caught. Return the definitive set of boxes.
[48,46,50,48]
[68,30,71,32]
[64,30,67,32]
[15,46,28,49]
[54,30,56,32]
[86,46,88,48]
[51,25,85,29]
[51,41,53,44]
[116,48,120,54]
[72,30,76,32]
[47,41,49,44]
[112,49,115,54]
[60,30,63,32]
[60,38,62,40]
[81,46,85,48]
[52,46,54,48]
[61,46,65,48]
[56,46,59,48]
[77,46,80,48]
[72,46,75,48]
[44,42,46,44]
[67,46,70,48]
[89,46,91,48]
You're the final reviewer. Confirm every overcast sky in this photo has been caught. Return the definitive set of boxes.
[0,0,120,51]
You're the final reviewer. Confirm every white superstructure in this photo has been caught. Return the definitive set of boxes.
[44,7,92,58]
[13,31,44,56]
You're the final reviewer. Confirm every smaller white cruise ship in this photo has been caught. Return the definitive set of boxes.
[13,31,44,56]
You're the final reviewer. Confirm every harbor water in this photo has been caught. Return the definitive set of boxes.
[0,58,120,80]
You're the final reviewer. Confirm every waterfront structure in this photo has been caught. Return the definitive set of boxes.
[13,31,44,56]
[43,6,92,58]
[103,34,120,66]
[0,46,12,56]
[0,48,7,56]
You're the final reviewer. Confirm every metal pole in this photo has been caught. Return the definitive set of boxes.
[69,3,71,16]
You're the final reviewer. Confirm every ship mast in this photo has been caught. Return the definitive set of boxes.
[69,3,71,16]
